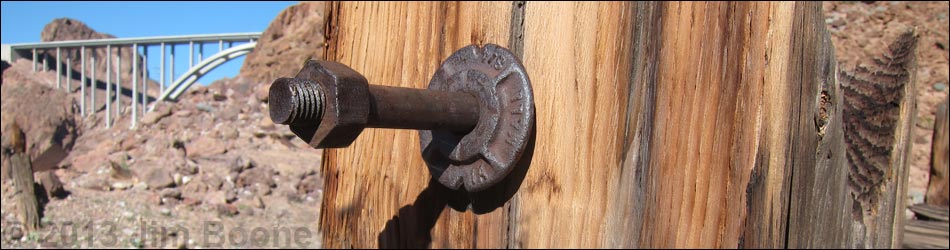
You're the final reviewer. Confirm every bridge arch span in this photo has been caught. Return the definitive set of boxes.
[158,42,257,102]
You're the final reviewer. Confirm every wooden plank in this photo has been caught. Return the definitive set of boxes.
[1,160,7,182]
[514,2,837,248]
[319,2,515,248]
[515,2,910,248]
[788,13,918,249]
[507,1,636,248]
[321,3,448,247]
[602,2,663,248]
[909,203,950,222]
[317,1,914,248]
[437,6,523,249]
[903,219,950,249]
[785,1,856,248]
[928,98,948,206]
[614,2,831,248]
[837,30,918,248]
[9,122,40,233]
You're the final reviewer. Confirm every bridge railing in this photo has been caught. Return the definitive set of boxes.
[5,32,261,129]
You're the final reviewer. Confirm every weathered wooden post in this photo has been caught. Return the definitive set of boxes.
[928,99,948,206]
[276,1,917,248]
[9,122,40,234]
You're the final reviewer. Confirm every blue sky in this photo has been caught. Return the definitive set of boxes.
[1,1,296,85]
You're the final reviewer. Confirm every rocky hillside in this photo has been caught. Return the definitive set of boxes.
[1,5,327,248]
[1,60,80,179]
[240,2,327,87]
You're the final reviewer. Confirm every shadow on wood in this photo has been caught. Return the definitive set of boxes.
[377,179,448,249]
[377,116,535,248]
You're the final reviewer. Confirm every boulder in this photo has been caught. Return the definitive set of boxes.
[144,168,176,189]
[240,2,328,85]
[36,171,67,199]
[141,104,173,125]
[1,61,79,173]
[186,137,227,159]
[237,165,276,191]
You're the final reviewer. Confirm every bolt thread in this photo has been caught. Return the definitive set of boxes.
[292,79,323,125]
[269,77,323,126]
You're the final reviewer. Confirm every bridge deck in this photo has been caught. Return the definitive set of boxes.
[2,32,262,129]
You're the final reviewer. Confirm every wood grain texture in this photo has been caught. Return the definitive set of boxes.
[909,203,950,222]
[509,1,636,248]
[317,1,913,248]
[903,203,949,249]
[612,2,831,248]
[321,3,446,248]
[436,3,516,249]
[10,122,40,233]
[785,1,855,248]
[903,219,950,249]
[319,2,515,248]
[928,99,948,206]
[838,30,918,248]
[12,153,40,233]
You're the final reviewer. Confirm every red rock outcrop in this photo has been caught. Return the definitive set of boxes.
[240,1,327,99]
[1,59,80,177]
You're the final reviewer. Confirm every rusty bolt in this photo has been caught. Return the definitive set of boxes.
[269,44,534,192]
[269,60,480,148]
[269,77,324,126]
[270,60,371,148]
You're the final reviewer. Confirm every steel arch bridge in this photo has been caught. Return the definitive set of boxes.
[2,32,261,129]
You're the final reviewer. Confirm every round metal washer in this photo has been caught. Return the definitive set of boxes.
[420,44,534,192]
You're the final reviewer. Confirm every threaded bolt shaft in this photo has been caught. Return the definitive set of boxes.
[269,77,324,126]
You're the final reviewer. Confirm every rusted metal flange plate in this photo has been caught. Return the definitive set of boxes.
[420,44,534,192]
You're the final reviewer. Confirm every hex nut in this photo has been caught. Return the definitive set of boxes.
[285,60,371,148]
